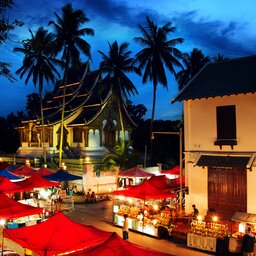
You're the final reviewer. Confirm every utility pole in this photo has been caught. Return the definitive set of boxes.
[151,128,183,214]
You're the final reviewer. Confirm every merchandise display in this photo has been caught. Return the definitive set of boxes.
[113,196,177,237]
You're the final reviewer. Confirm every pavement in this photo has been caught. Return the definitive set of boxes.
[65,199,213,256]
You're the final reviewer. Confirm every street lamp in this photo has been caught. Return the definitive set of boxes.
[151,128,183,214]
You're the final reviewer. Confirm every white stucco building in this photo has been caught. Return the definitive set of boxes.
[172,55,256,218]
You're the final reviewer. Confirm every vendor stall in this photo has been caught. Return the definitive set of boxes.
[228,211,256,254]
[113,179,177,238]
[187,219,229,253]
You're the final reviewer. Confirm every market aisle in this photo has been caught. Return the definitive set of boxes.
[65,200,212,256]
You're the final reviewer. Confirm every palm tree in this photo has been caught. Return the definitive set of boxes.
[48,3,94,167]
[101,140,138,189]
[98,41,141,143]
[176,48,210,90]
[213,53,229,63]
[14,27,60,163]
[134,16,184,157]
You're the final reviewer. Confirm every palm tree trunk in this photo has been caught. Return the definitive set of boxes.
[58,54,69,168]
[117,98,125,143]
[150,84,157,163]
[40,88,46,164]
[58,90,65,168]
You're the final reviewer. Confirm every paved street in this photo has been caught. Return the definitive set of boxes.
[65,199,212,256]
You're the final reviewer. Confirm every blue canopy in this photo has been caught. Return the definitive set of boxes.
[43,169,82,182]
[6,164,19,171]
[0,168,24,180]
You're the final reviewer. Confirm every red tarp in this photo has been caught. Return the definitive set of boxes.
[113,180,177,199]
[36,167,56,176]
[0,193,43,219]
[161,165,180,175]
[0,161,10,170]
[4,212,112,256]
[11,165,37,177]
[0,176,24,193]
[147,175,174,190]
[16,173,61,191]
[71,232,175,256]
[118,167,154,178]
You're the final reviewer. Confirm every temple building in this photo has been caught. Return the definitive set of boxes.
[15,63,136,177]
[16,63,135,193]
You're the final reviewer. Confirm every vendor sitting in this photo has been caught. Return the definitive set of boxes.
[191,204,199,219]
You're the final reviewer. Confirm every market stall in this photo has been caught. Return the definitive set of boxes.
[187,219,229,253]
[4,212,112,256]
[118,166,155,188]
[228,211,256,254]
[0,193,43,225]
[113,179,177,238]
[15,173,61,213]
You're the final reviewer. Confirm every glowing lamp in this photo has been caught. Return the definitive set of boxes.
[212,216,218,222]
[238,222,246,233]
[153,204,158,211]
[197,215,203,221]
[0,219,5,226]
[113,205,119,213]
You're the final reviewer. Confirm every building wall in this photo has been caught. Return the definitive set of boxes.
[184,93,256,152]
[183,93,256,215]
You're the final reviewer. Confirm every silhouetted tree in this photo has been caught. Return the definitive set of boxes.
[176,48,210,90]
[14,27,60,163]
[26,93,41,119]
[0,0,23,82]
[134,16,184,160]
[49,3,94,167]
[98,41,140,143]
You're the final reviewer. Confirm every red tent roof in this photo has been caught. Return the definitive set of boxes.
[4,212,112,256]
[0,161,10,170]
[11,165,37,177]
[0,176,24,193]
[118,167,154,178]
[71,232,175,256]
[16,173,61,190]
[113,180,176,200]
[146,175,174,190]
[161,165,180,175]
[37,167,56,176]
[0,193,43,219]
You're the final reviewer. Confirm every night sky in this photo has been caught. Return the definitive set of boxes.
[1,0,256,120]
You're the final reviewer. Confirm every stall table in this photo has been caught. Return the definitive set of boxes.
[187,233,217,252]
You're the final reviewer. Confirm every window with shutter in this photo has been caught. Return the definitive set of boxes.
[214,105,237,149]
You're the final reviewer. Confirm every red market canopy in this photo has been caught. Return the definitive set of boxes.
[37,167,56,176]
[161,165,180,175]
[168,176,185,190]
[11,165,37,177]
[16,173,61,191]
[0,193,43,219]
[0,176,24,193]
[4,212,112,256]
[0,161,10,170]
[71,232,175,256]
[113,180,176,200]
[118,167,155,178]
[147,175,174,190]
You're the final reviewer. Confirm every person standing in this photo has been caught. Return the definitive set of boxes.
[123,214,129,240]
[242,227,255,256]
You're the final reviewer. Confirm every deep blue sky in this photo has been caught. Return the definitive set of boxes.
[1,0,256,120]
